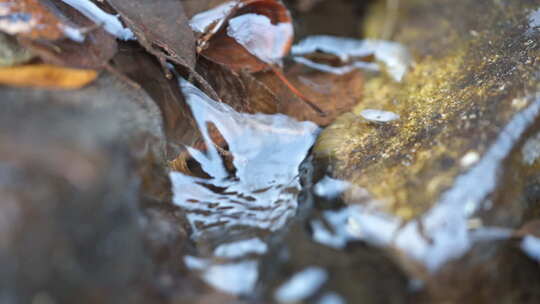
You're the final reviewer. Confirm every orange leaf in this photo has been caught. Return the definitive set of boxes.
[0,64,98,89]
[0,0,68,40]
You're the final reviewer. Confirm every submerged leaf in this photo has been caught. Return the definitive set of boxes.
[0,64,97,89]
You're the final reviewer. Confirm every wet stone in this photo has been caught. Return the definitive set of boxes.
[259,223,410,304]
[0,100,151,304]
[0,72,196,304]
[417,239,540,303]
[312,0,540,288]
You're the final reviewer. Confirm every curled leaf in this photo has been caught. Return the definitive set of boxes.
[195,0,294,73]
[0,64,97,89]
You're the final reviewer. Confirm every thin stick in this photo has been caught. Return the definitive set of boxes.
[105,64,141,89]
[270,65,326,116]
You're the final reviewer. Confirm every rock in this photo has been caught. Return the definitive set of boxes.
[0,72,197,304]
[312,0,540,286]
[418,239,540,303]
[260,224,410,304]
[0,96,151,304]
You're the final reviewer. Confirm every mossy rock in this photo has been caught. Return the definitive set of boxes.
[314,0,540,222]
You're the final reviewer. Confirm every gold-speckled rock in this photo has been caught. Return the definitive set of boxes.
[315,0,540,222]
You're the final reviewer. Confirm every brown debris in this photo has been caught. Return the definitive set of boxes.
[0,0,67,40]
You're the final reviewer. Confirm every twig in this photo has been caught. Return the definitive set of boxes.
[270,65,326,116]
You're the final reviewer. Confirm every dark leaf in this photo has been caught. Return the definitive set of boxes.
[198,0,293,73]
[181,0,227,19]
[195,57,279,114]
[106,0,196,69]
[17,0,118,69]
[107,0,219,100]
[255,60,363,125]
[111,45,200,159]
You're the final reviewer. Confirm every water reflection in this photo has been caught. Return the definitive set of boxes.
[274,267,328,303]
[170,79,319,294]
[291,35,412,82]
[521,236,540,261]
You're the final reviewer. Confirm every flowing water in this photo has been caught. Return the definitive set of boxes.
[168,33,540,302]
[171,79,319,295]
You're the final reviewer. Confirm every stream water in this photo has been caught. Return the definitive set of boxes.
[171,79,319,295]
[168,33,540,302]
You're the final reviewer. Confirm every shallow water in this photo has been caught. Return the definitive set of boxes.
[168,32,540,301]
[170,79,319,295]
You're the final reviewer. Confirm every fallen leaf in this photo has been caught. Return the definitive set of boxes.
[106,0,196,69]
[182,0,228,20]
[0,0,79,41]
[193,0,325,114]
[0,64,97,89]
[14,0,118,69]
[197,0,293,73]
[195,56,280,114]
[255,60,363,125]
[106,0,219,100]
[292,0,325,12]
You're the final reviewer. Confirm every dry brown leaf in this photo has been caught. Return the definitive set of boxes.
[0,64,97,89]
[0,0,68,40]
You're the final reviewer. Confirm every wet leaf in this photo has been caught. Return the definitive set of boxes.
[0,0,72,40]
[106,0,219,100]
[197,0,294,73]
[106,0,196,69]
[182,0,227,19]
[192,0,326,115]
[0,64,97,89]
[15,1,118,69]
[255,61,363,125]
[195,56,279,114]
